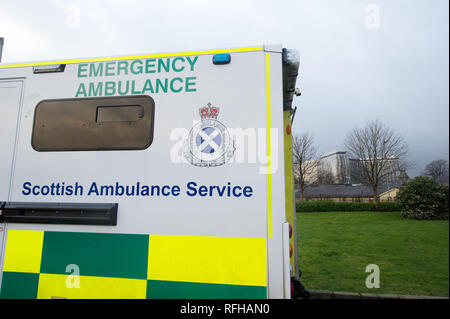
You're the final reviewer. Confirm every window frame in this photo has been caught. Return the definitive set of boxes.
[31,95,155,152]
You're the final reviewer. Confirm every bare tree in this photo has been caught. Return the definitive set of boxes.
[344,119,409,210]
[293,132,318,200]
[313,162,335,185]
[423,159,449,182]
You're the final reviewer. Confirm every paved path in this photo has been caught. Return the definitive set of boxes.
[308,289,448,299]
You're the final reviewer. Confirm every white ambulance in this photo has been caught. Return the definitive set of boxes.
[0,44,301,299]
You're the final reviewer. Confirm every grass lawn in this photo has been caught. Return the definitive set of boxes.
[296,211,449,297]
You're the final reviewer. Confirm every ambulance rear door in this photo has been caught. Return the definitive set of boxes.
[0,79,24,287]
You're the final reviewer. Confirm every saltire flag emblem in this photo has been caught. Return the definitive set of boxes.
[184,102,235,167]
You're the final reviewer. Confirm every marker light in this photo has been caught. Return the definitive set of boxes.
[213,53,231,65]
[289,223,293,238]
[33,64,66,74]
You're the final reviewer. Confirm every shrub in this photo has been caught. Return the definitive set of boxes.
[296,200,401,212]
[397,176,449,220]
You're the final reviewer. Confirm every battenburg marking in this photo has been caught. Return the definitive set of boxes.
[184,103,235,167]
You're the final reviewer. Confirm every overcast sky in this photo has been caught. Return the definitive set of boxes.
[1,0,448,177]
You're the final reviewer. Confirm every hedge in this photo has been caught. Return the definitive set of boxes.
[296,200,401,212]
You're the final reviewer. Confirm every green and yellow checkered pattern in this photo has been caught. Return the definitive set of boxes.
[0,230,267,299]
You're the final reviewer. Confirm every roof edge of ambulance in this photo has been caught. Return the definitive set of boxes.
[0,44,283,69]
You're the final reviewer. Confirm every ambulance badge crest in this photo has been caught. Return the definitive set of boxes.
[184,103,235,167]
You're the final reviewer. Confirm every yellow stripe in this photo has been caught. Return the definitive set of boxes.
[147,235,267,287]
[283,110,296,271]
[3,230,44,273]
[37,274,147,299]
[266,53,273,238]
[0,46,263,69]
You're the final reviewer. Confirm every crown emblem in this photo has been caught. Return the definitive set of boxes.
[184,102,235,167]
[199,102,220,120]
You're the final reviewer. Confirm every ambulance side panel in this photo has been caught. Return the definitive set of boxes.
[0,48,288,299]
